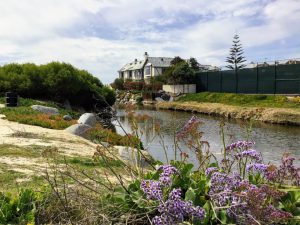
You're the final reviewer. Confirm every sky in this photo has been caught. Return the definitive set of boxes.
[0,0,299,84]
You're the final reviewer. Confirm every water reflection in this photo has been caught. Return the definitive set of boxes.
[113,108,300,166]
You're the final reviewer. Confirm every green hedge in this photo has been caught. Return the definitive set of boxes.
[0,62,115,109]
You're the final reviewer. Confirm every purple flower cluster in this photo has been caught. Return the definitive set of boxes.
[140,165,205,225]
[205,167,219,177]
[238,149,262,162]
[273,155,300,186]
[226,140,255,151]
[176,115,201,139]
[209,172,244,207]
[140,180,162,200]
[152,188,205,225]
[157,165,178,187]
[247,163,269,174]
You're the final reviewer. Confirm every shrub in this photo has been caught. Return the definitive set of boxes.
[0,189,37,224]
[0,62,115,110]
[87,127,143,149]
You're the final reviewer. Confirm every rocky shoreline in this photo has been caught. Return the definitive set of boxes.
[156,101,300,126]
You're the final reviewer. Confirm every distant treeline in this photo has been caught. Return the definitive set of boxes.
[0,62,115,109]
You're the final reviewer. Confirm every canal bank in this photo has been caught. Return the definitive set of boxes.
[156,101,300,125]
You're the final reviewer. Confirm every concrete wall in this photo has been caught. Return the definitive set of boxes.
[163,84,196,94]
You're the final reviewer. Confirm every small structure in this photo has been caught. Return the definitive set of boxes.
[163,84,196,94]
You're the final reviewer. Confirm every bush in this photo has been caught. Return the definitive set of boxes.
[0,62,115,110]
[87,127,143,149]
[123,81,145,91]
[0,189,37,224]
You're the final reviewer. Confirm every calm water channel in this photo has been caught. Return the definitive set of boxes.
[113,108,300,166]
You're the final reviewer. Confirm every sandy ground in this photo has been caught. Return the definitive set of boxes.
[0,111,99,180]
[0,117,97,156]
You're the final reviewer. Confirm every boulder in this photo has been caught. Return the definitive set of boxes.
[31,105,59,115]
[161,93,171,101]
[65,124,92,137]
[63,115,72,121]
[78,113,97,127]
[155,97,165,102]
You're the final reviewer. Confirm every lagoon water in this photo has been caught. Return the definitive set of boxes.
[113,108,300,166]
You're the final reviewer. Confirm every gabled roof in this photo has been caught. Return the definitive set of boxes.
[119,59,146,72]
[146,57,173,67]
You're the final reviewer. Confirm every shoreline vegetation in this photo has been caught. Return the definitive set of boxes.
[156,92,300,125]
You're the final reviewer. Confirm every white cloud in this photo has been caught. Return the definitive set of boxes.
[0,0,299,83]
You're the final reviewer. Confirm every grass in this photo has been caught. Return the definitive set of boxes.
[0,144,41,158]
[177,92,300,108]
[0,97,79,129]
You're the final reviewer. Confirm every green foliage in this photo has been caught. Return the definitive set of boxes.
[189,57,200,71]
[171,62,195,84]
[0,62,115,109]
[0,189,37,224]
[226,34,246,70]
[177,92,300,108]
[170,56,185,66]
[111,78,124,90]
[87,127,143,149]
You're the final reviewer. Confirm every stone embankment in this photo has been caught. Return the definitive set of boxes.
[157,101,300,125]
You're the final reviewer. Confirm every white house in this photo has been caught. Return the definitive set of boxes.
[118,52,173,81]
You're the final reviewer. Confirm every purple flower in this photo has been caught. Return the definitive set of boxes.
[176,116,201,139]
[247,163,269,174]
[205,167,219,177]
[157,165,178,177]
[238,149,262,162]
[140,180,162,200]
[150,187,205,224]
[226,141,255,151]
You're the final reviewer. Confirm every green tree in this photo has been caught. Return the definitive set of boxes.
[168,62,195,84]
[189,57,200,71]
[111,78,124,90]
[170,56,185,66]
[226,34,246,70]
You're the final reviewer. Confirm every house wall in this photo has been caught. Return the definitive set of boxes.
[163,84,196,94]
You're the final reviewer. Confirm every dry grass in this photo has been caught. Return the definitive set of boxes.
[157,101,300,125]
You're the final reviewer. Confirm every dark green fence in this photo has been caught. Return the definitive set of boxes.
[196,63,300,94]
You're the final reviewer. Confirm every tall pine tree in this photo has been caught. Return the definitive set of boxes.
[226,34,246,70]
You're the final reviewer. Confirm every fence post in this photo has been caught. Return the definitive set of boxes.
[206,72,209,91]
[256,63,259,93]
[220,71,223,92]
[274,61,277,94]
[235,68,238,93]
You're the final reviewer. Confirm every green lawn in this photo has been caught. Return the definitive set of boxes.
[177,92,300,108]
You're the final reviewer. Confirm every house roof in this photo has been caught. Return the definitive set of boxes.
[147,57,173,67]
[119,59,146,72]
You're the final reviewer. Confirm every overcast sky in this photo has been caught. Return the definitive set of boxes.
[0,0,299,84]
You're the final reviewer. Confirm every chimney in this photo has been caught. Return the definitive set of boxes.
[144,52,148,59]
[135,59,137,64]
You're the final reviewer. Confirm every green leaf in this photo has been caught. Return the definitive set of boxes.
[185,188,196,202]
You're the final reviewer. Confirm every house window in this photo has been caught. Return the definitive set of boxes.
[129,71,132,78]
[145,66,151,75]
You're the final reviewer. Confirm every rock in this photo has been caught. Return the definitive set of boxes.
[31,105,59,115]
[63,115,72,121]
[78,113,97,127]
[65,124,92,137]
[161,93,171,101]
[155,97,165,102]
[0,114,6,119]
